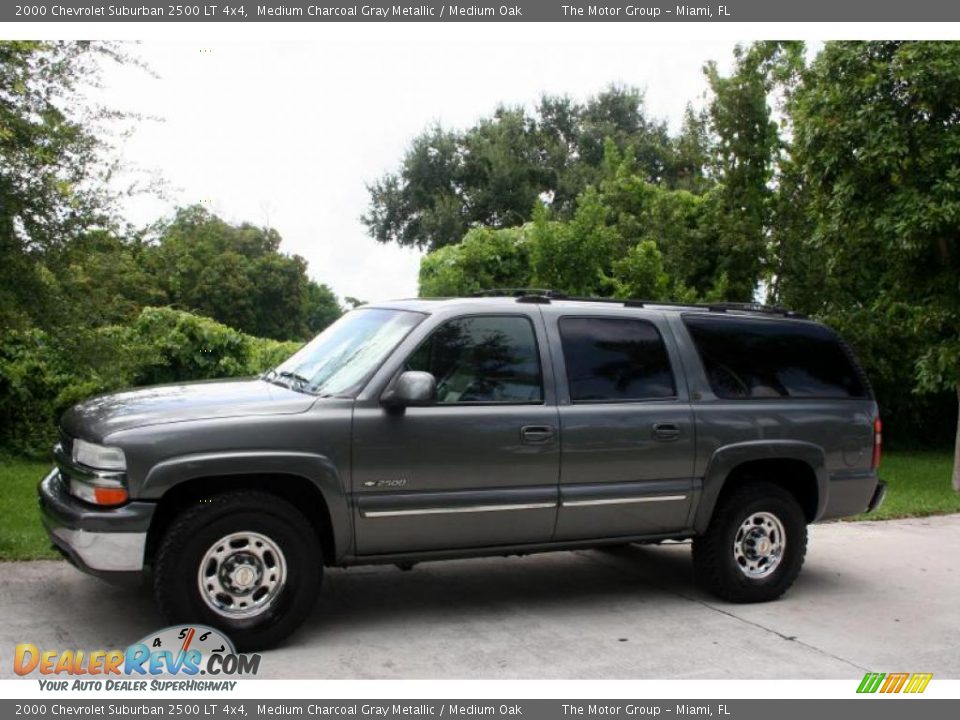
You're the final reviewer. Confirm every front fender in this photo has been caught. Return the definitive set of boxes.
[141,450,352,560]
[694,440,828,534]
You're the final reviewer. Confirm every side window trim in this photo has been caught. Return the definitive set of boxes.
[557,315,679,405]
[400,313,547,407]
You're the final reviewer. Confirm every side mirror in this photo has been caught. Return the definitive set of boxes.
[381,371,437,410]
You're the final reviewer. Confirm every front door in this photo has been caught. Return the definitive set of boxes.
[547,313,696,541]
[351,312,560,556]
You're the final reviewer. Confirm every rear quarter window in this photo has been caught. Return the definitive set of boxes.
[682,315,868,400]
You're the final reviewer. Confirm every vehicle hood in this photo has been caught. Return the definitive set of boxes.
[60,378,317,442]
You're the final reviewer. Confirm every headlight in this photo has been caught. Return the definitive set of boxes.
[68,440,128,506]
[72,439,126,471]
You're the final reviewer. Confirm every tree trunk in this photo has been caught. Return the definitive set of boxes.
[955,386,960,492]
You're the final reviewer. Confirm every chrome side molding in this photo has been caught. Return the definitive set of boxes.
[562,495,687,508]
[362,494,688,517]
[363,502,556,518]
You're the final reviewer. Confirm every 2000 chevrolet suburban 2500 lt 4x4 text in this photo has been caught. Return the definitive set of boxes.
[39,293,886,649]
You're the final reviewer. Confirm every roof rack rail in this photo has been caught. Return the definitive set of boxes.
[469,288,567,298]
[702,302,807,318]
[467,289,805,318]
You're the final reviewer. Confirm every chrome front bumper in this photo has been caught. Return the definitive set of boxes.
[38,469,155,579]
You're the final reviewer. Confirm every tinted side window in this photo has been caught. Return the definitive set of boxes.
[406,315,543,404]
[683,315,867,400]
[558,317,676,402]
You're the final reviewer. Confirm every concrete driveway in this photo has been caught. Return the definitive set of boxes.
[1,515,958,679]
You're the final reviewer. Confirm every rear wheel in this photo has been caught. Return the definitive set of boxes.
[692,482,807,603]
[153,490,322,650]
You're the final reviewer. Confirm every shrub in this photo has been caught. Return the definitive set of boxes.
[0,307,305,457]
[249,335,303,373]
[131,307,254,385]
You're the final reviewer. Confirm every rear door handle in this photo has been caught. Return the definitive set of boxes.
[652,422,680,441]
[520,425,556,445]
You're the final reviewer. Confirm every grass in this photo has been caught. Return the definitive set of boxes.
[0,457,58,561]
[857,450,960,521]
[0,451,956,561]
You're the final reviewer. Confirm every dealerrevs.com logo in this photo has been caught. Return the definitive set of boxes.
[14,625,260,691]
[857,672,933,694]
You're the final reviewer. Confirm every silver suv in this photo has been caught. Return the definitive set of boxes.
[39,292,886,649]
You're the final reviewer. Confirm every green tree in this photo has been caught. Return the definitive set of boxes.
[416,145,734,304]
[528,189,622,296]
[148,206,341,341]
[788,41,960,489]
[705,41,805,300]
[58,231,167,323]
[611,240,671,300]
[302,281,342,334]
[668,105,713,194]
[419,225,531,297]
[597,142,721,299]
[0,41,133,332]
[364,86,698,253]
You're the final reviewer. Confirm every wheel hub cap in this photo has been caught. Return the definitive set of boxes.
[733,511,786,579]
[222,553,262,594]
[197,532,287,619]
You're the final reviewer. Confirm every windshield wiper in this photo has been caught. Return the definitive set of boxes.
[278,370,314,394]
[261,368,282,385]
[262,368,315,394]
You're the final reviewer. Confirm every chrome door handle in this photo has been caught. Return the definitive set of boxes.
[520,425,556,445]
[652,422,680,441]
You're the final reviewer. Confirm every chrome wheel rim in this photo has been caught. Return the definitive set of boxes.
[197,531,287,619]
[733,511,786,579]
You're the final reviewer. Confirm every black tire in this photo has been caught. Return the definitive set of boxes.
[692,482,807,603]
[153,490,322,651]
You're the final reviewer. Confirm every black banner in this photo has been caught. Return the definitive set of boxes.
[1,700,959,720]
[4,0,960,23]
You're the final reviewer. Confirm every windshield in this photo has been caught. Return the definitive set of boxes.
[269,308,423,396]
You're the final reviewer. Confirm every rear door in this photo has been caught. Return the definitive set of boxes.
[546,310,697,540]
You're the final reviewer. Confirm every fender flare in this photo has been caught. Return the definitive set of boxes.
[694,440,828,534]
[141,450,352,561]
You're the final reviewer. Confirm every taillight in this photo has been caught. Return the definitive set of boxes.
[872,417,882,469]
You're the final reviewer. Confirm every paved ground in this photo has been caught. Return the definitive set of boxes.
[1,515,958,679]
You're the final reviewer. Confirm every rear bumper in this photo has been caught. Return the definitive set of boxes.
[817,472,885,521]
[38,468,155,582]
[866,480,888,514]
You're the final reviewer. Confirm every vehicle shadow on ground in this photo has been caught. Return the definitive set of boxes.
[291,542,853,648]
[299,545,700,634]
[3,542,851,666]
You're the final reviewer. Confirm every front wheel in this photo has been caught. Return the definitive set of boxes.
[692,482,807,603]
[153,491,322,650]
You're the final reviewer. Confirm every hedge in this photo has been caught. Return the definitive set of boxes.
[0,307,303,457]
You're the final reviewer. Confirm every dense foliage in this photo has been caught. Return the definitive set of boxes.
[420,150,730,302]
[0,42,332,457]
[147,206,341,341]
[0,307,301,456]
[1,41,124,335]
[412,42,960,486]
[363,86,711,252]
[785,41,960,488]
